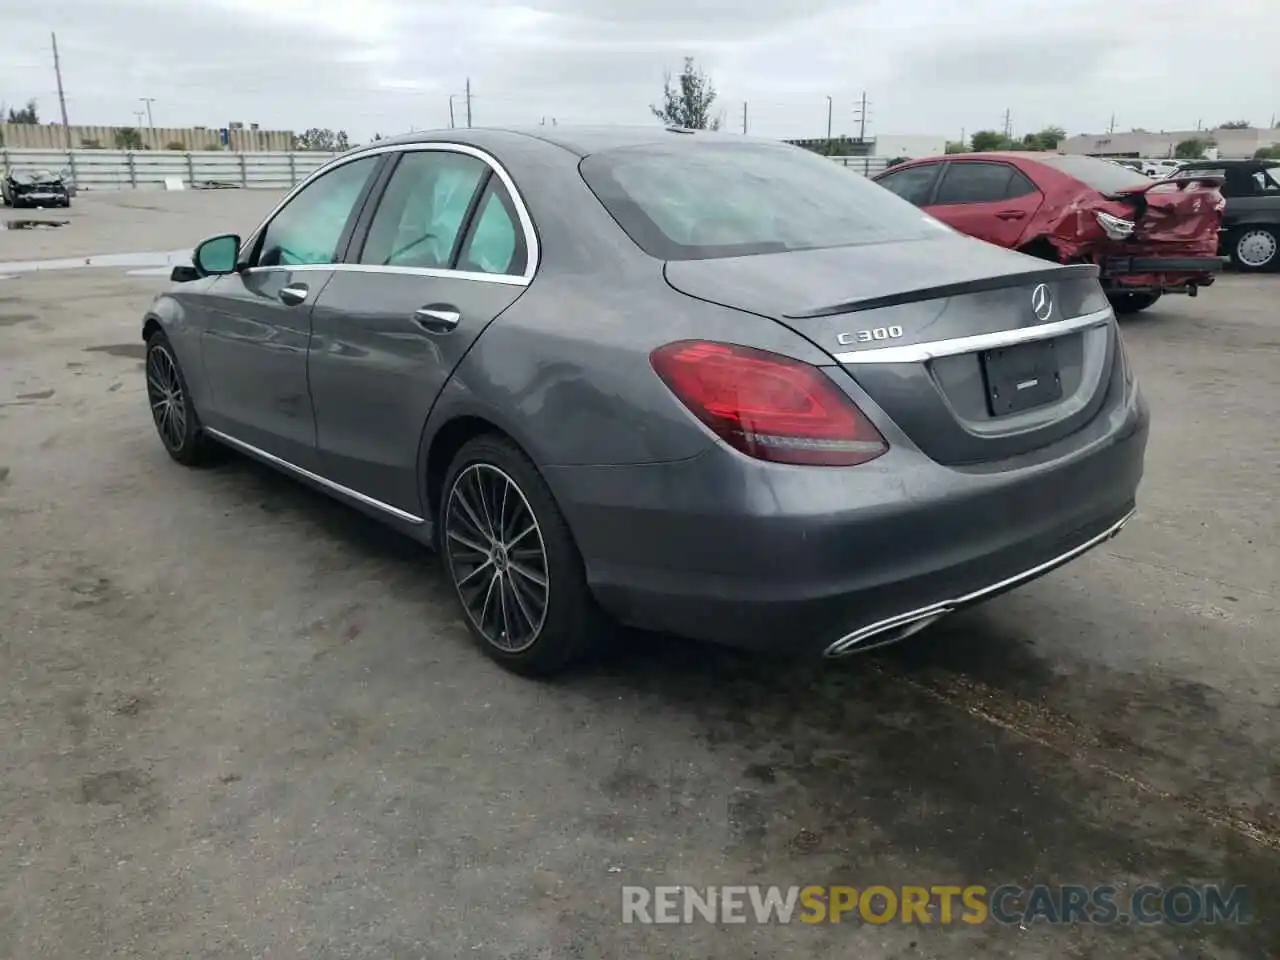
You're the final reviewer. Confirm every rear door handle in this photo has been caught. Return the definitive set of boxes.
[413,305,461,333]
[995,210,1027,220]
[278,283,309,306]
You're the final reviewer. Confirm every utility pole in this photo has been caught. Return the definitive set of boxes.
[465,78,472,128]
[1002,108,1012,140]
[51,31,72,150]
[448,94,456,129]
[825,95,833,147]
[140,97,156,148]
[853,91,870,143]
[742,101,748,135]
[1108,112,1116,134]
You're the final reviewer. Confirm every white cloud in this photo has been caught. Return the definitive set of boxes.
[1,0,1275,143]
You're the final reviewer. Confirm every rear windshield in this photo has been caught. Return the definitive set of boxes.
[1036,155,1155,193]
[579,142,941,261]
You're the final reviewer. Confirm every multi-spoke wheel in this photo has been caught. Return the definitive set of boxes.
[144,330,217,466]
[440,435,600,676]
[445,463,550,653]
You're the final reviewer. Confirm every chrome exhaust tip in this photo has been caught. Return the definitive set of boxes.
[824,608,951,658]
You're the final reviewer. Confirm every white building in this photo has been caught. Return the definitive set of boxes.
[1059,126,1280,160]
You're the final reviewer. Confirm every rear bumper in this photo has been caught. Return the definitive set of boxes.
[1103,256,1228,275]
[545,378,1150,657]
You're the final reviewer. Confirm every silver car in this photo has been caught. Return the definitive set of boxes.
[142,127,1149,675]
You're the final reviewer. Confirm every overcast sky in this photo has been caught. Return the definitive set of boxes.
[3,0,1276,143]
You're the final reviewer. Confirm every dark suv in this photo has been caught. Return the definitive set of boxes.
[1171,159,1280,272]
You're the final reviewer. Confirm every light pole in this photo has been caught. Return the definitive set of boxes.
[825,95,833,152]
[448,94,456,129]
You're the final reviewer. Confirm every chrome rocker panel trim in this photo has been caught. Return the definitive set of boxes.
[823,507,1135,657]
[204,428,426,525]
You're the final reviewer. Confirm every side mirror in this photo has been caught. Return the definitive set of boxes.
[170,265,200,283]
[193,234,241,277]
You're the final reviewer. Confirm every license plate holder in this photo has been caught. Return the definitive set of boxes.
[981,339,1062,416]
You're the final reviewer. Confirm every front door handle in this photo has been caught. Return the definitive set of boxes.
[995,209,1027,220]
[413,305,461,333]
[279,283,309,306]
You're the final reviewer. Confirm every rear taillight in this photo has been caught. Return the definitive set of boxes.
[1095,211,1135,240]
[650,340,888,466]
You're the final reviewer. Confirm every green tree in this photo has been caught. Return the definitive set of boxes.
[1032,125,1066,149]
[970,129,1010,151]
[1216,120,1250,130]
[1174,137,1213,159]
[294,128,350,151]
[650,57,721,130]
[1254,146,1279,160]
[114,127,143,149]
[7,98,38,123]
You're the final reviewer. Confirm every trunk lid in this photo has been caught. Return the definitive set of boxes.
[1106,176,1225,244]
[664,234,1121,466]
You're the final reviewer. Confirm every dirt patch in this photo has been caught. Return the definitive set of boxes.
[84,343,145,360]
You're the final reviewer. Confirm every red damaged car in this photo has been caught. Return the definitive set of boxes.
[873,152,1227,314]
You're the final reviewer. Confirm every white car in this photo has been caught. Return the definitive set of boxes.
[1141,158,1185,178]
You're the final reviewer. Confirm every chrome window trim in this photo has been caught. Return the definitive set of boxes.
[831,307,1113,364]
[239,141,539,287]
[205,428,425,525]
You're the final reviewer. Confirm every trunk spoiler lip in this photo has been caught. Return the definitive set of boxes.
[784,263,1099,320]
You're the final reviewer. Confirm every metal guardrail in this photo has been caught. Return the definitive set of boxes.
[829,155,892,177]
[0,148,340,192]
[1,147,891,192]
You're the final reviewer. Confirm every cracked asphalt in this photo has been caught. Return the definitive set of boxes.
[1,192,1277,959]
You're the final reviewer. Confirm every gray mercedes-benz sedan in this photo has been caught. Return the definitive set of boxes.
[142,126,1149,675]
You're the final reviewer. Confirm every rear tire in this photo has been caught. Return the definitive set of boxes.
[1108,292,1161,315]
[439,434,601,677]
[1230,227,1278,272]
[144,330,220,466]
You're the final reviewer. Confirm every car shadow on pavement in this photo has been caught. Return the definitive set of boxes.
[207,445,1278,958]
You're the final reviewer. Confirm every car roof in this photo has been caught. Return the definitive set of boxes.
[362,125,777,158]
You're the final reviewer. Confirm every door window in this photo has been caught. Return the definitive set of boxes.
[456,180,527,276]
[359,151,489,269]
[934,162,1034,204]
[257,156,380,267]
[875,163,941,206]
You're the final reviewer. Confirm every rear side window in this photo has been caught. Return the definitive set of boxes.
[876,163,941,206]
[579,142,939,261]
[456,180,527,276]
[934,162,1036,204]
[360,151,489,269]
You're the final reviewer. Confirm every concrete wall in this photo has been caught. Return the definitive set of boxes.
[1060,127,1280,160]
[0,124,295,152]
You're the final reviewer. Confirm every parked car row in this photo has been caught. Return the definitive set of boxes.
[142,128,1148,676]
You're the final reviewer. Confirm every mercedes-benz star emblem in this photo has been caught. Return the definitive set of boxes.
[1030,283,1053,322]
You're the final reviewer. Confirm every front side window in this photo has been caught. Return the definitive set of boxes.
[359,151,489,269]
[257,156,379,267]
[876,164,941,206]
[580,142,940,261]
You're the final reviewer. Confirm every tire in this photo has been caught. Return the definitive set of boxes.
[1108,292,1161,315]
[144,330,220,466]
[439,434,601,677]
[1230,227,1278,273]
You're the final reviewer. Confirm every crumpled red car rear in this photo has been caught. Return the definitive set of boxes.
[873,153,1227,311]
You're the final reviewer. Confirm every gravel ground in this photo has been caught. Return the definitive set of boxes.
[1,193,1277,959]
